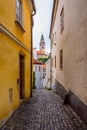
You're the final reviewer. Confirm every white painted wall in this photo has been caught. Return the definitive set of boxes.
[33,64,43,89]
[50,0,87,104]
[45,59,51,89]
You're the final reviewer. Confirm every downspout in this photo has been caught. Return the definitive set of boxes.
[30,15,33,97]
[30,0,36,97]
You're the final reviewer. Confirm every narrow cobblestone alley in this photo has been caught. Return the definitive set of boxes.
[1,89,87,130]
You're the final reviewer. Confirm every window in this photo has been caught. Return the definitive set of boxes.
[35,66,37,71]
[60,7,64,34]
[55,56,56,68]
[60,50,63,70]
[9,88,13,103]
[39,66,41,71]
[43,68,46,72]
[16,0,23,26]
[52,57,53,67]
[51,35,53,47]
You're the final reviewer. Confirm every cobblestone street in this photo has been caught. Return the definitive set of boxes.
[1,89,87,130]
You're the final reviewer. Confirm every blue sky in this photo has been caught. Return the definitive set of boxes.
[33,0,53,53]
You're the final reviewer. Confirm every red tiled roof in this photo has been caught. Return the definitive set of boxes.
[37,51,45,55]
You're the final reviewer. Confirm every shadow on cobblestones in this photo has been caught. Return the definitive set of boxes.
[1,89,87,130]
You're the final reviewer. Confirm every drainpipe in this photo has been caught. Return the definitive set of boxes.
[30,0,36,97]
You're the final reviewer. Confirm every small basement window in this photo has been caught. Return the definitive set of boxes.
[9,88,13,103]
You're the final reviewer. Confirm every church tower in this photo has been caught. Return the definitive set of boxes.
[39,34,45,53]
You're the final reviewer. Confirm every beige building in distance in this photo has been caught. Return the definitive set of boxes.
[50,0,87,124]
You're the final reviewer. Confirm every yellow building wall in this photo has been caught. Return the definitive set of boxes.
[0,0,32,125]
[0,0,32,48]
[0,32,31,122]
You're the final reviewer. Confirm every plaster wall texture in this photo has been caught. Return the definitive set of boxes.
[50,0,87,105]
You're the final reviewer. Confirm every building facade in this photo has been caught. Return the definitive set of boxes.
[0,0,36,127]
[33,60,43,88]
[33,34,48,89]
[33,49,46,89]
[50,0,87,124]
[36,34,48,59]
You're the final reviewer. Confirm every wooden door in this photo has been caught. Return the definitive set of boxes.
[19,55,25,99]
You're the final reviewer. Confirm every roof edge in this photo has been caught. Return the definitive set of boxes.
[49,0,59,39]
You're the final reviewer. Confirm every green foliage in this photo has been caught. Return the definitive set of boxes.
[33,71,36,89]
[38,57,50,63]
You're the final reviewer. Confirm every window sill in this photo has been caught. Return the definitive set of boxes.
[15,20,25,33]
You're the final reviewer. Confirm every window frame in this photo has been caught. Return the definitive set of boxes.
[60,7,64,34]
[15,0,25,32]
[60,49,63,70]
[16,0,23,25]
[55,55,56,68]
[35,65,37,71]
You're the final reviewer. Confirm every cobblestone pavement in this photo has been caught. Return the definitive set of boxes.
[1,89,87,130]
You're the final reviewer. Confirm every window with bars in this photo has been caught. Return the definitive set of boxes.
[60,7,64,34]
[16,0,23,26]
